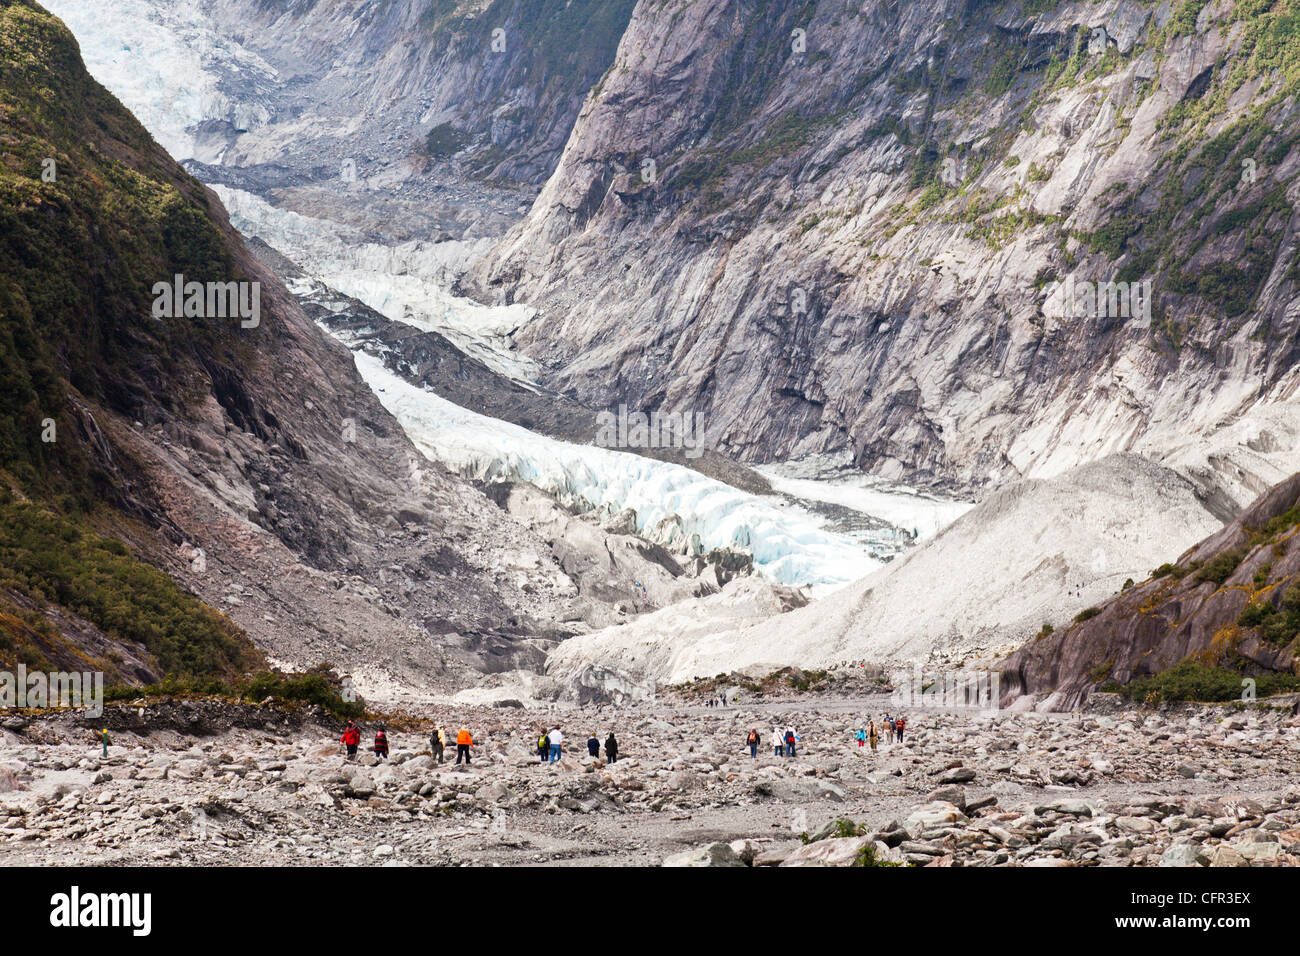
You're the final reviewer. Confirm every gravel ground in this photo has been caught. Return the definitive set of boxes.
[2,692,1298,867]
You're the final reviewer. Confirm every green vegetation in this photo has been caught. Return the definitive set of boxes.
[674,109,845,196]
[1073,606,1101,623]
[102,669,365,720]
[1,0,259,501]
[855,844,903,867]
[420,0,637,81]
[0,492,262,680]
[1193,548,1245,587]
[424,122,468,157]
[1102,657,1300,703]
[1238,583,1300,646]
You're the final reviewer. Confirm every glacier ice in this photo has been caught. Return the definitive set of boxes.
[42,0,277,161]
[350,351,885,588]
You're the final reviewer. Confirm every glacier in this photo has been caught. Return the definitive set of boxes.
[351,350,883,588]
[218,189,970,589]
[42,0,276,161]
[40,6,971,591]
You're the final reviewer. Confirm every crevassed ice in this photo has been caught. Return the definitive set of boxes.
[350,351,882,588]
[214,185,541,385]
[43,0,276,161]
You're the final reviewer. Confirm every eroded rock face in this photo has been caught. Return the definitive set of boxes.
[1001,472,1300,711]
[0,1,599,696]
[469,0,1300,503]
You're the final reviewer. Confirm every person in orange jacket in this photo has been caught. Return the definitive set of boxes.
[341,720,361,759]
[455,727,473,765]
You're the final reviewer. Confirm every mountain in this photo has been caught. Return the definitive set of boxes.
[545,453,1224,695]
[467,0,1300,508]
[1001,467,1300,710]
[0,0,613,695]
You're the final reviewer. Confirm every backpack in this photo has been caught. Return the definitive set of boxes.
[539,735,549,750]
[785,730,795,744]
[747,731,758,744]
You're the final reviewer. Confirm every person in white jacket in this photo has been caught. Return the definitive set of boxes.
[548,727,564,762]
[771,727,785,757]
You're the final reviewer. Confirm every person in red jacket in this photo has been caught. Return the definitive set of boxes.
[895,716,907,744]
[374,728,390,760]
[341,720,361,759]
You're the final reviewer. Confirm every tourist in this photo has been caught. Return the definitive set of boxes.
[341,720,360,760]
[549,727,564,762]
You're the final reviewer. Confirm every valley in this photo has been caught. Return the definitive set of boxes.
[3,0,1300,878]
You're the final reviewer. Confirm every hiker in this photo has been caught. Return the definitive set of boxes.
[746,728,760,758]
[771,727,785,757]
[429,727,445,763]
[341,720,361,759]
[587,733,600,758]
[896,715,907,744]
[868,720,879,752]
[548,727,564,763]
[885,715,895,743]
[101,728,110,759]
[855,727,866,750]
[785,726,799,758]
[537,730,550,763]
[605,732,618,763]
[455,727,473,764]
[718,695,725,708]
[373,728,389,760]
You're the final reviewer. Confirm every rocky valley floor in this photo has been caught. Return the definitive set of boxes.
[1,694,1298,868]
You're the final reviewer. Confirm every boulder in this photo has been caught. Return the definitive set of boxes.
[662,842,746,867]
[781,836,873,867]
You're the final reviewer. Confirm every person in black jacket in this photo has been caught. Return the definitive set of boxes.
[587,733,600,757]
[605,732,619,764]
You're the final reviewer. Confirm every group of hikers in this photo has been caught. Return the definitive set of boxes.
[738,716,908,758]
[340,721,475,764]
[740,725,802,757]
[341,713,907,766]
[535,728,619,763]
[340,720,619,765]
[853,714,907,752]
[704,695,730,708]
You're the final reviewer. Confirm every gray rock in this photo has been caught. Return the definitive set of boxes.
[662,842,745,867]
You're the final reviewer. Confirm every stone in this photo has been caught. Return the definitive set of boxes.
[781,836,873,867]
[662,842,745,867]
[1159,843,1203,868]
[938,767,976,784]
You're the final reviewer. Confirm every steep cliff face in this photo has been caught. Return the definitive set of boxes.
[192,0,637,185]
[0,0,589,695]
[1001,469,1300,710]
[470,0,1300,505]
